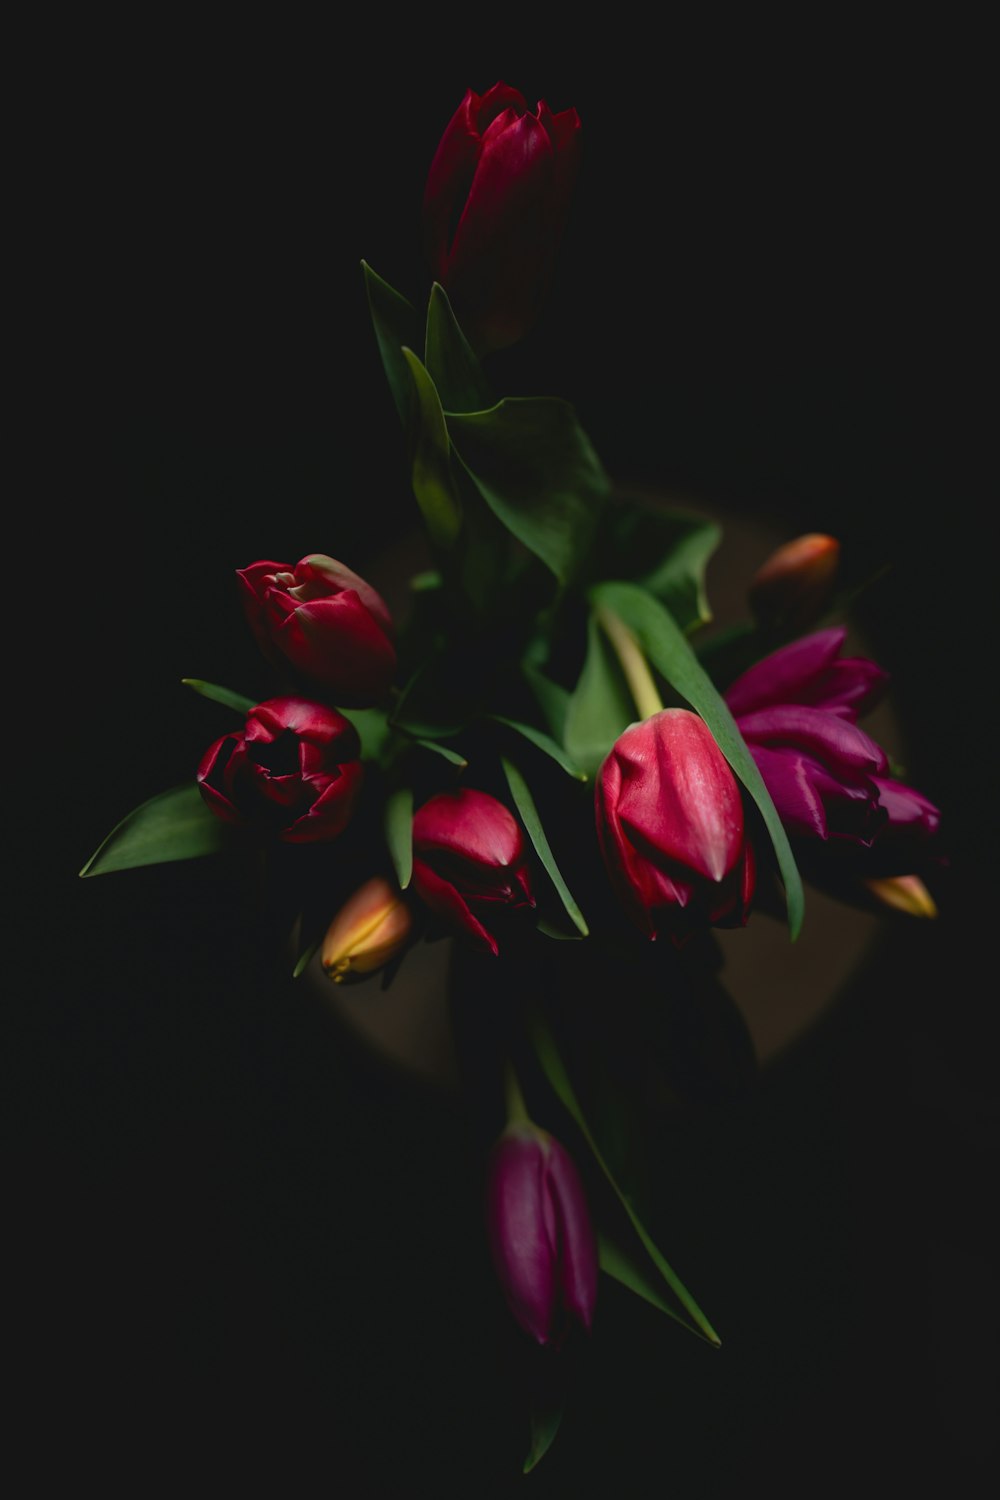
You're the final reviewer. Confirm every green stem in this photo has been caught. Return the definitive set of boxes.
[503,1058,531,1125]
[595,603,664,719]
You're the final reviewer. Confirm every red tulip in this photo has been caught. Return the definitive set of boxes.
[237,554,396,705]
[411,787,534,956]
[486,1121,598,1348]
[423,81,581,354]
[196,696,363,844]
[595,709,755,941]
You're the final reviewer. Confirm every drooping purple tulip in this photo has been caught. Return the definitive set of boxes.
[486,1121,598,1348]
[595,708,755,942]
[725,627,942,867]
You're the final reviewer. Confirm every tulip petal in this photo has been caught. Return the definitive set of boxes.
[544,1139,599,1335]
[735,704,889,775]
[410,856,500,956]
[412,788,524,869]
[487,1127,558,1345]
[724,627,849,715]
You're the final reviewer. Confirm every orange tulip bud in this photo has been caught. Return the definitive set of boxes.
[748,533,840,629]
[863,874,938,918]
[320,875,414,983]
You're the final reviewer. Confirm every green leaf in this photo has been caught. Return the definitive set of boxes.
[528,1006,721,1347]
[401,348,463,551]
[501,757,588,937]
[524,1403,565,1475]
[424,282,492,414]
[598,1232,681,1321]
[79,783,231,877]
[562,611,636,778]
[447,397,611,585]
[521,662,572,744]
[383,786,413,889]
[339,706,392,763]
[591,580,805,942]
[601,499,722,632]
[362,261,421,428]
[181,678,256,714]
[292,937,319,979]
[413,738,468,768]
[490,715,586,779]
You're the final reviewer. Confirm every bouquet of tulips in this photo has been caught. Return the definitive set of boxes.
[81,81,945,1471]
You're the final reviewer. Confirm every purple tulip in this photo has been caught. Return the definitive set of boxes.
[196,696,363,844]
[595,708,756,942]
[423,81,581,354]
[486,1121,598,1347]
[236,554,396,706]
[725,627,942,864]
[411,788,534,956]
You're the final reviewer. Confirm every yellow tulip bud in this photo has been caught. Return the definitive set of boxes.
[863,874,938,919]
[320,875,414,983]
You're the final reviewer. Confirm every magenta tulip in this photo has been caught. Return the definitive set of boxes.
[595,709,756,942]
[236,554,396,705]
[410,787,534,956]
[724,626,940,860]
[423,81,582,354]
[196,696,363,844]
[486,1121,598,1348]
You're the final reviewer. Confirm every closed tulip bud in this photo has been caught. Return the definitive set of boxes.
[863,874,938,918]
[748,533,841,630]
[411,788,534,956]
[237,554,396,706]
[423,81,581,355]
[320,875,414,982]
[486,1121,598,1348]
[196,696,363,844]
[595,709,755,942]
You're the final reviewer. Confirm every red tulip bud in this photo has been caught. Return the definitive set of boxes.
[595,709,755,941]
[237,554,396,706]
[411,788,534,956]
[423,82,581,355]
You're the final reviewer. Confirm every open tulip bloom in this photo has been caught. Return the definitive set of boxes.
[80,76,946,1477]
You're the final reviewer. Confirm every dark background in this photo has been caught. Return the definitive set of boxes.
[16,25,996,1496]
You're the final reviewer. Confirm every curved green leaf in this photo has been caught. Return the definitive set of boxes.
[401,348,462,551]
[362,261,421,428]
[447,397,610,585]
[524,1403,564,1475]
[80,783,231,877]
[181,679,256,714]
[600,499,722,632]
[490,715,585,779]
[424,283,492,414]
[591,580,805,941]
[562,611,636,778]
[528,1006,721,1347]
[501,757,589,937]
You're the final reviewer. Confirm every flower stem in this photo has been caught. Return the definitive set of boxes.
[595,603,664,719]
[503,1058,531,1125]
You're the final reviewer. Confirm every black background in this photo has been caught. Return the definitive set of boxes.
[15,24,997,1496]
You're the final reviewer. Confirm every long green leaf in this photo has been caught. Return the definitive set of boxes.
[528,1007,721,1347]
[401,348,462,550]
[501,757,588,937]
[383,786,413,889]
[339,706,392,763]
[598,1232,682,1321]
[447,397,610,586]
[591,580,805,941]
[490,715,586,779]
[181,679,256,714]
[80,783,231,877]
[601,500,722,632]
[361,261,421,428]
